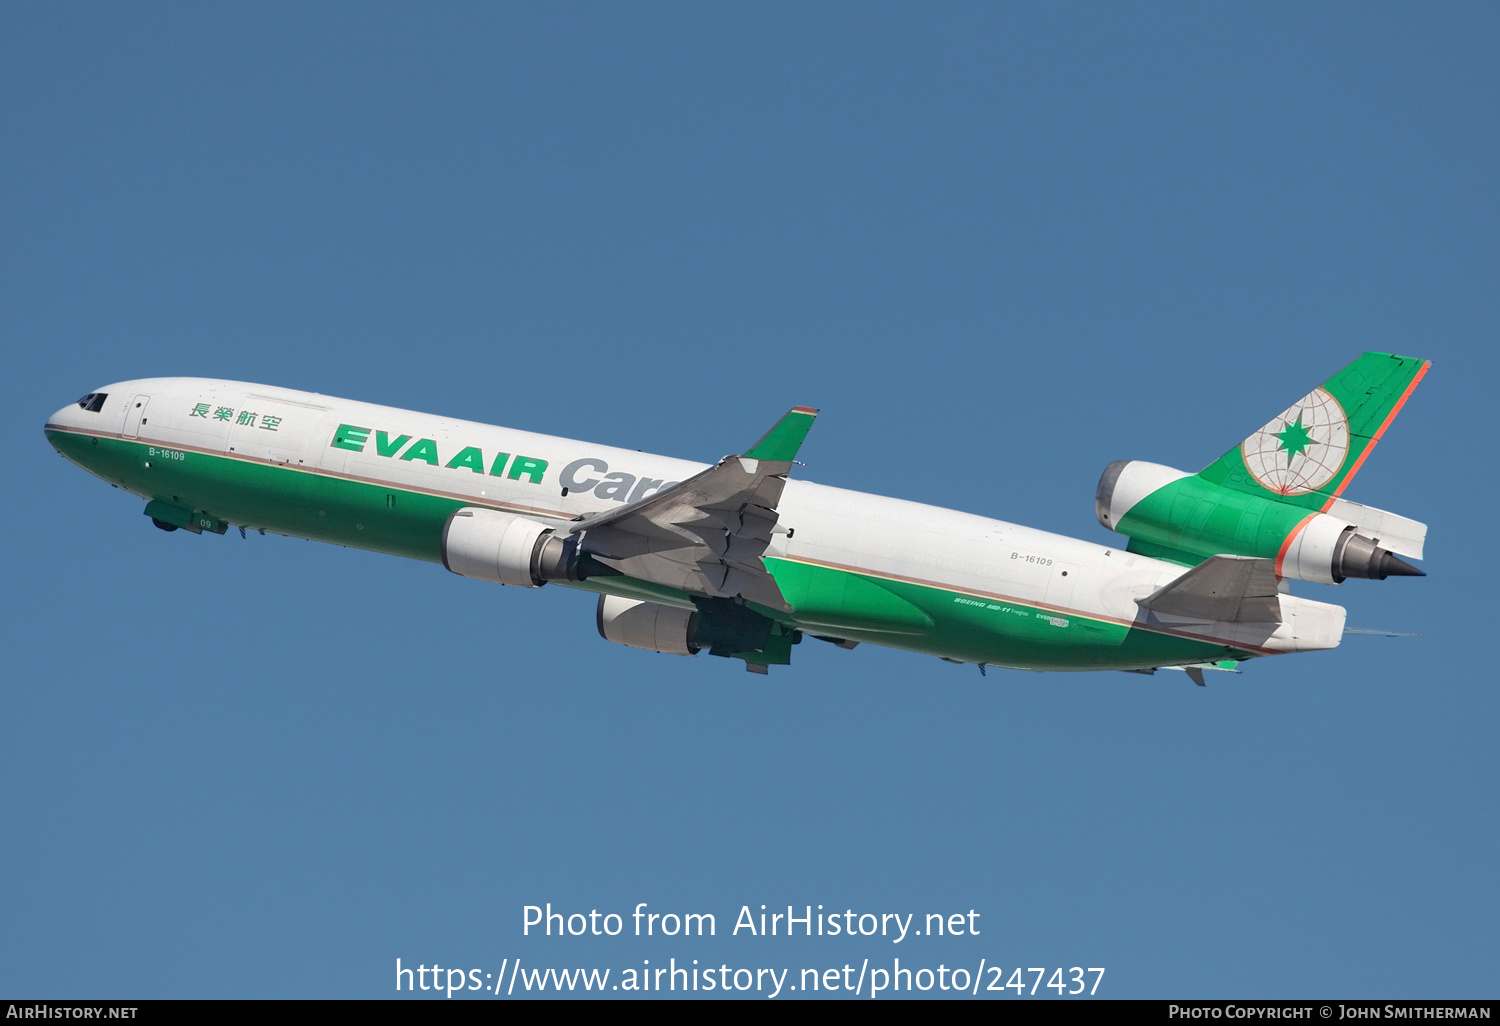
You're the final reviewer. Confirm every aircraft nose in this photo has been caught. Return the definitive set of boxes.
[44,403,81,460]
[45,390,109,436]
[45,402,79,433]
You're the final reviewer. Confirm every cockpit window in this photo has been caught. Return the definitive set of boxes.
[75,393,108,412]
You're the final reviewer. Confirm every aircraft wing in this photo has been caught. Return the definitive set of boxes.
[563,407,818,612]
[1139,555,1283,625]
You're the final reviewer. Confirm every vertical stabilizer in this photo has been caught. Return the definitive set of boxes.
[1197,352,1428,511]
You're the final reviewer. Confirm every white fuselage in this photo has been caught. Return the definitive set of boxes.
[48,377,1347,661]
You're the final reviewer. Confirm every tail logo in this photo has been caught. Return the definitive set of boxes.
[1240,387,1350,495]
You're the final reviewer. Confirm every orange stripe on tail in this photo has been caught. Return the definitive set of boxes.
[1323,360,1430,509]
[1276,512,1321,577]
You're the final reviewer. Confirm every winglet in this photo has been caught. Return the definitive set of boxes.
[744,406,818,462]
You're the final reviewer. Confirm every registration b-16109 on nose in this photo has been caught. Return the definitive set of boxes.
[46,353,1428,678]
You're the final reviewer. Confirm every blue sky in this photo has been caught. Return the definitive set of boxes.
[3,2,1495,998]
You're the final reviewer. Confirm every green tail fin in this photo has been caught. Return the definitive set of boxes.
[1197,352,1429,510]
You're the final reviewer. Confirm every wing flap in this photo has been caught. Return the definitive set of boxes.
[564,408,817,611]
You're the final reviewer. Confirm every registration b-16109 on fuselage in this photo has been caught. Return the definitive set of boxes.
[45,353,1427,679]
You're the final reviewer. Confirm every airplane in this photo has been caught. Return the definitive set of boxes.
[44,352,1427,680]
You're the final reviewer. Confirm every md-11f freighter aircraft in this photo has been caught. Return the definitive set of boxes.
[45,353,1427,679]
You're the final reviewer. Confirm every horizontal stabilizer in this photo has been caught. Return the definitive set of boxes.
[1140,555,1282,625]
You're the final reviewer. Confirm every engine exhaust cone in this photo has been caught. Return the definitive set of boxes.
[1377,552,1426,578]
[1333,530,1427,582]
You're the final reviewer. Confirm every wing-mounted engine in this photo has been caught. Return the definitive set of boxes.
[442,506,589,587]
[595,595,801,673]
[597,595,699,655]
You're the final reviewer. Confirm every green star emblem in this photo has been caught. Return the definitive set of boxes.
[1276,415,1315,465]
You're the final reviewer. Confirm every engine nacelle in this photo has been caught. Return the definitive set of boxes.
[596,595,699,656]
[1096,460,1424,584]
[1274,512,1421,585]
[1094,460,1192,532]
[442,506,580,587]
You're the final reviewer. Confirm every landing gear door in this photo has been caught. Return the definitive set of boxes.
[123,395,151,438]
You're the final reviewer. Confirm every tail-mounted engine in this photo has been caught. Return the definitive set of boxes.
[1095,352,1430,585]
[1096,460,1426,584]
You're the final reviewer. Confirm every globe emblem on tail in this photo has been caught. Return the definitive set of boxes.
[1240,386,1350,495]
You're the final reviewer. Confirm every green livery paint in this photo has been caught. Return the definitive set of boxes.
[446,446,486,473]
[45,425,1244,673]
[143,498,197,531]
[375,431,410,457]
[332,421,548,485]
[1200,352,1429,509]
[508,456,548,484]
[1111,352,1430,572]
[745,406,818,462]
[331,424,369,451]
[769,558,935,634]
[53,429,459,562]
[1115,473,1320,564]
[48,356,1424,678]
[400,438,440,465]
